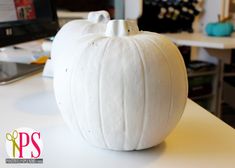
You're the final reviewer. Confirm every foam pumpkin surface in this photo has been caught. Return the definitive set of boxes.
[51,10,110,67]
[53,20,188,151]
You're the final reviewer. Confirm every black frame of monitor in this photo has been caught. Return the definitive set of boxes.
[0,0,59,47]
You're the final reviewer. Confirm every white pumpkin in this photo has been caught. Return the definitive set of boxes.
[51,10,110,75]
[53,20,188,151]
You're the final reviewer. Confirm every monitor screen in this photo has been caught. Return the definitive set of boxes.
[0,0,59,47]
[0,0,59,84]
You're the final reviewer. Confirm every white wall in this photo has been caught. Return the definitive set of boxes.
[198,0,222,33]
[193,0,225,64]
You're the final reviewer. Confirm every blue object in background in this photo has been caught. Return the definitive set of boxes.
[205,22,234,37]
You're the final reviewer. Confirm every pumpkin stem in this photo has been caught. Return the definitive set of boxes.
[105,20,139,37]
[88,10,110,23]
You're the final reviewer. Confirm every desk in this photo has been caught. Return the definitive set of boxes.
[57,10,89,27]
[164,32,235,117]
[0,74,235,168]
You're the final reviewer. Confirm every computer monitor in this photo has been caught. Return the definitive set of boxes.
[0,0,59,85]
[0,0,58,47]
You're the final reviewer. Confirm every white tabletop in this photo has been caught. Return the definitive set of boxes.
[164,32,235,49]
[0,74,235,168]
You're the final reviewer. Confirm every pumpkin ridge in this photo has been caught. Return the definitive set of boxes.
[84,37,107,147]
[161,37,188,123]
[162,37,188,109]
[147,37,174,132]
[163,40,188,120]
[121,53,126,149]
[69,43,88,142]
[133,35,171,146]
[130,38,147,150]
[121,39,136,150]
[71,36,105,144]
[147,35,187,136]
[98,38,114,148]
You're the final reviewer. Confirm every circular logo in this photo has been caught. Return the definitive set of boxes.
[5,127,43,159]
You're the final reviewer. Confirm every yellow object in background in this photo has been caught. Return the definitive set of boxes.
[31,55,49,64]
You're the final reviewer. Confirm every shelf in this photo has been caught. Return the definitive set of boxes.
[190,94,214,100]
[187,70,217,77]
[224,72,235,77]
[187,69,217,113]
[57,10,89,19]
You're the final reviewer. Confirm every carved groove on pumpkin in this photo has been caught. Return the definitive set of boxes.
[121,54,127,149]
[147,38,173,133]
[130,39,147,150]
[69,44,87,142]
[98,38,114,148]
[166,37,188,126]
[146,35,188,139]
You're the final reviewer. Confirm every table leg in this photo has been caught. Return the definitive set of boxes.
[199,48,231,118]
[215,60,224,118]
